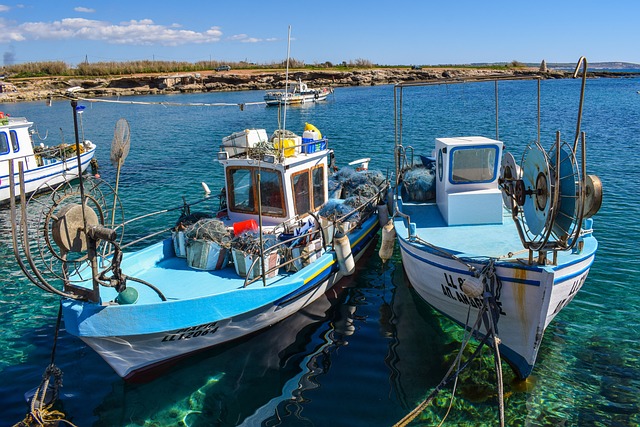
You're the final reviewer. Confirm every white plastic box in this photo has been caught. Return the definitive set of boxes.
[232,249,280,280]
[221,129,268,157]
[187,240,229,270]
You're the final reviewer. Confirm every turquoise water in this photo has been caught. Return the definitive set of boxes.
[0,77,639,426]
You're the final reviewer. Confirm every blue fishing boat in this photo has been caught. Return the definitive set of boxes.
[9,107,388,379]
[392,58,603,379]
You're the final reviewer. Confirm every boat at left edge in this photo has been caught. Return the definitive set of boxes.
[0,108,97,203]
[9,105,389,380]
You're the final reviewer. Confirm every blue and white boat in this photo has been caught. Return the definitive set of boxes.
[0,110,96,203]
[10,112,387,380]
[392,59,603,379]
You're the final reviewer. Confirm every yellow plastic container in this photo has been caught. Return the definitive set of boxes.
[274,138,297,157]
[304,122,322,138]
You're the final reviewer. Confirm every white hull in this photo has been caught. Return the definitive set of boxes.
[82,275,336,378]
[264,92,330,106]
[397,235,595,378]
[0,150,95,202]
[74,232,375,379]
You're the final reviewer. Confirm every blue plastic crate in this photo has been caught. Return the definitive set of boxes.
[302,138,327,154]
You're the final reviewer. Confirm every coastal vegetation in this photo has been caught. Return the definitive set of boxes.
[1,58,529,79]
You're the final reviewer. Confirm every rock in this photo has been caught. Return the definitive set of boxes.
[0,67,592,103]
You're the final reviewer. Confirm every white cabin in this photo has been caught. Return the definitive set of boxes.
[0,117,38,176]
[434,136,504,226]
[217,129,329,228]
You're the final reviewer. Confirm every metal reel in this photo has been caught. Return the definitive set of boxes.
[499,151,522,211]
[518,140,555,250]
[512,137,585,252]
[20,176,124,286]
[547,141,582,247]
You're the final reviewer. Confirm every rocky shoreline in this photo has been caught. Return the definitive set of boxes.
[0,67,635,103]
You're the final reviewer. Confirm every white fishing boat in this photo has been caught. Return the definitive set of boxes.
[0,109,96,203]
[264,79,333,106]
[392,58,603,379]
[9,107,388,379]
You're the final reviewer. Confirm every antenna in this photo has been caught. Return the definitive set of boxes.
[281,25,292,135]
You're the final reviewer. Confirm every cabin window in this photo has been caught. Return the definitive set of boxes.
[259,169,285,216]
[450,146,499,184]
[312,165,325,209]
[0,132,9,155]
[9,130,19,153]
[228,167,254,213]
[227,166,285,217]
[292,170,311,216]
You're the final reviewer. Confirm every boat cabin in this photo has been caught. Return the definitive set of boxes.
[0,117,38,176]
[434,136,503,226]
[217,129,329,228]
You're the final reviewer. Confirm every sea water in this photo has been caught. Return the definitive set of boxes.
[0,77,639,426]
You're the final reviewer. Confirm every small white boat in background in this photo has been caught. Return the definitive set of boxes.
[0,110,96,203]
[392,58,603,379]
[264,79,333,106]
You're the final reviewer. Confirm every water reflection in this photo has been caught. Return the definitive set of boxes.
[92,279,355,426]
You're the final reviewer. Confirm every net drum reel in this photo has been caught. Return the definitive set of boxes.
[12,172,124,302]
[500,56,603,259]
[499,151,522,212]
[505,131,602,256]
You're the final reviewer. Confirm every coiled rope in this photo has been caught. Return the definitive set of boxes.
[13,304,78,427]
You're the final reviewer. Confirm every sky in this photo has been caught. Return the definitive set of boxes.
[0,0,639,67]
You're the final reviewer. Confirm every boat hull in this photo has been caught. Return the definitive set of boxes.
[80,272,337,379]
[264,89,331,106]
[395,218,597,379]
[62,217,379,379]
[0,148,96,202]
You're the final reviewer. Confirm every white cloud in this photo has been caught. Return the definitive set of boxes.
[228,34,267,43]
[9,18,225,46]
[74,7,95,13]
[228,34,249,41]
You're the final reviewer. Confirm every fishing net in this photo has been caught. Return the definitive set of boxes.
[319,199,359,222]
[343,169,386,198]
[175,212,214,231]
[231,231,279,255]
[270,129,298,141]
[328,178,343,199]
[184,218,232,246]
[361,169,387,188]
[247,139,279,158]
[323,166,387,226]
[343,196,366,221]
[402,166,436,202]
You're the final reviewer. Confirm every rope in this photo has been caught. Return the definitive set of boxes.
[394,303,488,427]
[393,260,507,427]
[13,305,79,427]
[70,95,266,109]
[414,235,478,275]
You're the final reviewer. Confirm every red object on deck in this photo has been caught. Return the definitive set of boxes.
[233,219,258,236]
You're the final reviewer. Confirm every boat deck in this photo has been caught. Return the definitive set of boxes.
[396,198,598,269]
[397,200,524,259]
[96,239,324,305]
